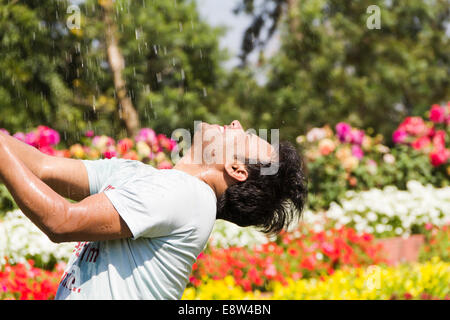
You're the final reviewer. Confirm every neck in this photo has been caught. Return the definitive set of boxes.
[173,151,223,199]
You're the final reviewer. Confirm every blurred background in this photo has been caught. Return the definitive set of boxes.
[0,0,449,300]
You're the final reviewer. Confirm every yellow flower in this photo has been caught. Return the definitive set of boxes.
[136,141,151,158]
[70,144,85,159]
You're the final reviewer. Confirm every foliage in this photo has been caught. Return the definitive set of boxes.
[241,0,450,142]
[0,0,235,145]
[0,0,78,137]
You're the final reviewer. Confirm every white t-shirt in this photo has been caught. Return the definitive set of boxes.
[55,157,217,300]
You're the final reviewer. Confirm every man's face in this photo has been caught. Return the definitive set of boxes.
[194,120,274,166]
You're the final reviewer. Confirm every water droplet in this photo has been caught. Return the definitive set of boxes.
[156,73,162,83]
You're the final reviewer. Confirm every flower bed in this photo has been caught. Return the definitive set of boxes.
[0,210,75,268]
[0,126,176,167]
[298,102,450,210]
[420,224,450,262]
[0,126,177,215]
[302,181,450,238]
[393,102,450,167]
[190,225,386,291]
[0,261,64,300]
[183,258,450,300]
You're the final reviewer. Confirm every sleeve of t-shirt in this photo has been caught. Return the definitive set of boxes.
[81,157,127,195]
[102,169,185,240]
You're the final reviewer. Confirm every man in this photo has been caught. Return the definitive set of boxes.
[0,120,307,299]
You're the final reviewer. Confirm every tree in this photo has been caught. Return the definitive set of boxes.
[0,0,236,144]
[0,0,78,138]
[235,0,450,142]
[100,0,140,138]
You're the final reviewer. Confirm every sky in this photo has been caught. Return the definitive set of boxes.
[196,0,280,81]
[196,0,252,69]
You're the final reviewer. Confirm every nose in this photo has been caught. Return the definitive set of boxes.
[230,120,243,130]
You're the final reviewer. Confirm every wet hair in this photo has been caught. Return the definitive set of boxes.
[216,141,308,235]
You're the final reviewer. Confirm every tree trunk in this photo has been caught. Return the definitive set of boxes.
[101,0,140,138]
[286,0,302,42]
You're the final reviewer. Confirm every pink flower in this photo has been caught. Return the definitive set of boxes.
[0,128,9,135]
[157,160,173,169]
[102,147,117,159]
[135,128,157,145]
[398,117,428,136]
[429,148,450,167]
[429,104,445,123]
[37,126,60,147]
[38,146,56,156]
[25,132,38,147]
[351,145,364,159]
[349,129,365,145]
[13,132,26,142]
[432,130,446,150]
[392,129,407,144]
[425,223,433,231]
[335,122,352,143]
[92,135,115,149]
[85,130,94,138]
[411,136,431,151]
[156,134,178,152]
[264,264,277,278]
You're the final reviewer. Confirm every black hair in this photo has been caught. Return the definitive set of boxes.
[216,140,308,235]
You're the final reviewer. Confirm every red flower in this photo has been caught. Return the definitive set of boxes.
[429,104,445,123]
[429,148,450,167]
[398,117,428,136]
[432,130,446,150]
[392,129,407,144]
[404,292,413,300]
[411,136,431,151]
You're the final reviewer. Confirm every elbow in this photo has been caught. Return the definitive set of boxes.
[45,203,73,244]
[47,229,69,244]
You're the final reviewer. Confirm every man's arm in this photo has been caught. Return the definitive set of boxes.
[0,134,132,243]
[0,130,90,201]
[0,131,47,181]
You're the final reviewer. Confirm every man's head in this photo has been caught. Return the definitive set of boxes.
[187,120,308,235]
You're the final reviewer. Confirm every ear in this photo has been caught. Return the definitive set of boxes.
[224,162,248,182]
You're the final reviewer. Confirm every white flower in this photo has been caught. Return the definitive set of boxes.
[306,181,450,238]
[0,209,75,266]
[367,211,378,222]
[375,224,386,234]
